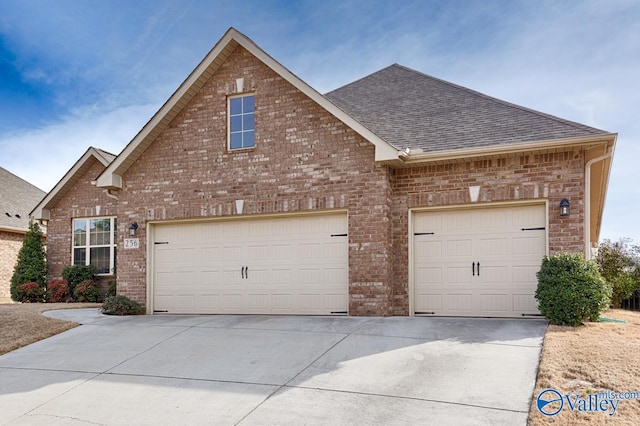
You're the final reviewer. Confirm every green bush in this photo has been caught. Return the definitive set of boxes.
[73,279,104,303]
[10,222,47,301]
[47,279,70,303]
[16,282,46,303]
[535,253,611,326]
[62,265,97,300]
[596,239,640,307]
[107,280,117,297]
[101,295,144,316]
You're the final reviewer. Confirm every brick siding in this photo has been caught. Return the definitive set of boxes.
[0,230,25,302]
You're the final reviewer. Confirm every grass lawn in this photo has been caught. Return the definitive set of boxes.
[1,304,638,424]
[0,303,101,356]
[528,309,640,425]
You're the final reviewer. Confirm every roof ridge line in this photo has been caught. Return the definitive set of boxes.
[392,64,605,134]
[324,63,398,95]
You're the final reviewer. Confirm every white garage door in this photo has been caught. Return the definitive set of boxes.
[413,204,546,317]
[152,214,348,315]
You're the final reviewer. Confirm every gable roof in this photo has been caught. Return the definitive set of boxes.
[325,64,610,152]
[0,167,46,233]
[96,27,400,190]
[31,147,115,220]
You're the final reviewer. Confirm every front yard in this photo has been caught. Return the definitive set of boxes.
[528,309,640,425]
[0,303,100,355]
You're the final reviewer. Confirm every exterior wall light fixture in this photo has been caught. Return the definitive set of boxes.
[560,198,570,217]
[129,222,139,236]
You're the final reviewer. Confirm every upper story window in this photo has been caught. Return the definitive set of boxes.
[228,94,255,150]
[72,217,117,275]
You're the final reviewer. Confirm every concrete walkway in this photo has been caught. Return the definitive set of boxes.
[0,309,546,425]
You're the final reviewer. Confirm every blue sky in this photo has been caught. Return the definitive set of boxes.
[0,0,638,243]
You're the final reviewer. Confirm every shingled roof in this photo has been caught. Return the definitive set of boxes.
[0,167,46,232]
[325,64,608,152]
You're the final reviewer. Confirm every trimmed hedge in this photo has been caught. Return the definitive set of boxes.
[102,296,144,316]
[47,279,70,303]
[15,282,46,303]
[535,253,611,326]
[73,279,104,303]
[62,265,97,300]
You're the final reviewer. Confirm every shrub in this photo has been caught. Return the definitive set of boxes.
[73,279,104,303]
[107,280,117,297]
[62,265,97,300]
[535,253,611,326]
[596,238,640,307]
[16,282,46,303]
[47,279,70,303]
[101,295,144,316]
[10,222,47,301]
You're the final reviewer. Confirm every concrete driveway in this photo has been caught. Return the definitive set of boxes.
[0,309,546,425]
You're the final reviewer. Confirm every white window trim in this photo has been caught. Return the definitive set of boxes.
[71,217,117,275]
[227,93,255,151]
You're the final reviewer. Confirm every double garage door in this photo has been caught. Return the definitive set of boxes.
[413,204,546,317]
[152,213,348,315]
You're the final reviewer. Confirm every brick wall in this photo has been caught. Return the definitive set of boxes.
[47,159,117,284]
[117,45,394,314]
[0,230,24,302]
[389,150,586,315]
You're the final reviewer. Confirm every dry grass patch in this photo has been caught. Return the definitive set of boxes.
[529,309,640,425]
[0,303,101,356]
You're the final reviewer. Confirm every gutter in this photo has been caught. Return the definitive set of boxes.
[584,147,614,259]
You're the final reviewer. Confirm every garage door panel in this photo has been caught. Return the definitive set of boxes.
[479,294,509,312]
[446,239,472,256]
[478,237,509,256]
[153,214,348,315]
[446,267,473,284]
[416,294,442,311]
[445,294,473,311]
[415,204,545,317]
[512,235,544,255]
[416,240,442,258]
[513,294,539,313]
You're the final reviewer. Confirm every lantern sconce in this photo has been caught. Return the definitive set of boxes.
[129,222,139,236]
[559,199,570,217]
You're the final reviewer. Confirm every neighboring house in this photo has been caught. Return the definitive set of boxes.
[0,167,46,302]
[32,28,615,317]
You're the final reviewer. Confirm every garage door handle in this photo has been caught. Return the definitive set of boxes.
[477,262,480,276]
[241,266,245,279]
[245,266,248,279]
[472,262,475,276]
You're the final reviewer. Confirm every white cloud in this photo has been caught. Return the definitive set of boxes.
[0,103,158,191]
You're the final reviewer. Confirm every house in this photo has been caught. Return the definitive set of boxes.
[31,28,616,317]
[0,167,46,302]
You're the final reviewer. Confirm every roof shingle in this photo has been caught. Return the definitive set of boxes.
[325,64,608,152]
[0,167,46,231]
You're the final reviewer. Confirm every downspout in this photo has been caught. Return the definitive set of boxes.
[584,148,613,259]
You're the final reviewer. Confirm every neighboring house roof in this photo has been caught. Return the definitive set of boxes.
[325,64,609,152]
[31,147,115,220]
[96,27,400,190]
[0,167,46,233]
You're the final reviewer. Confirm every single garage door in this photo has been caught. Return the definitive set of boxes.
[413,204,546,317]
[152,213,348,315]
